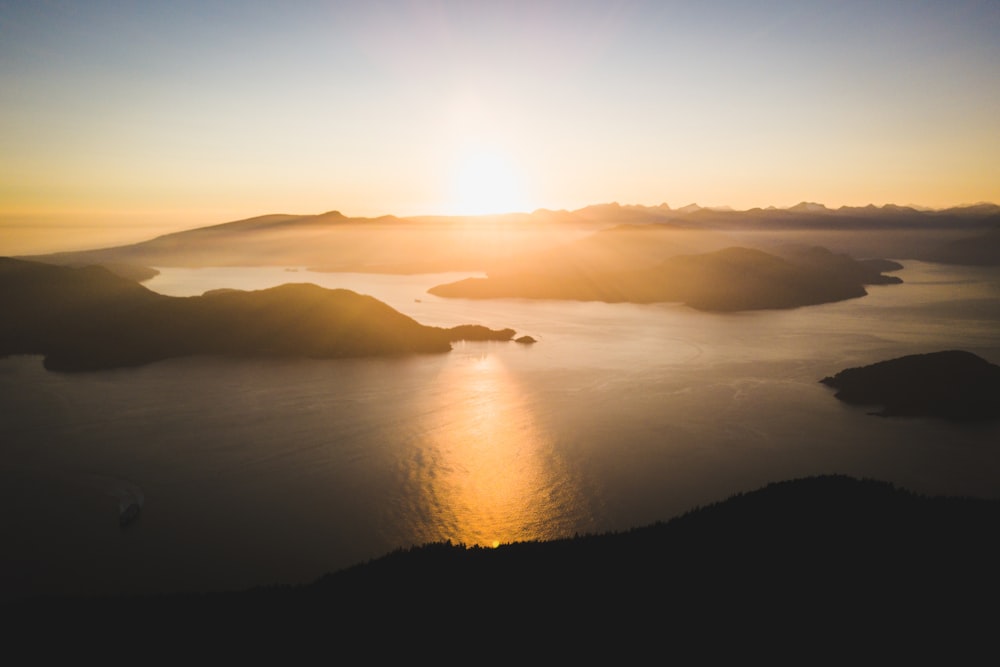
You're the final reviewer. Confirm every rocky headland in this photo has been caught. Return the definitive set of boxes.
[821,350,1000,420]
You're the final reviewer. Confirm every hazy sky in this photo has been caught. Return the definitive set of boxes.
[2,0,999,253]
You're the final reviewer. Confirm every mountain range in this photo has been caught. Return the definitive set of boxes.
[17,202,1000,274]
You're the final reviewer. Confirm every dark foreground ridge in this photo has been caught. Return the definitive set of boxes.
[821,350,1000,420]
[0,257,518,371]
[12,475,1000,657]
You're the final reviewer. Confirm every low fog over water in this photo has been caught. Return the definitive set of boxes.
[2,261,999,600]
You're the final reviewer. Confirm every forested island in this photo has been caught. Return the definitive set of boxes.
[0,257,517,372]
[428,242,902,310]
[821,350,1000,420]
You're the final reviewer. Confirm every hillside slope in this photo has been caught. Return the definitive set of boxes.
[14,475,1000,658]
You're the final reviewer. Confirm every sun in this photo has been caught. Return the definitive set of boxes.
[449,147,527,216]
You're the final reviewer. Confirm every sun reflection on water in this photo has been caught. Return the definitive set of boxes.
[403,348,580,548]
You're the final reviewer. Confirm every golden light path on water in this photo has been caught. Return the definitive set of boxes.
[399,346,580,549]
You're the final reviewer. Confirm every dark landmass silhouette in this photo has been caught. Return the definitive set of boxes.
[914,224,1000,265]
[856,257,905,273]
[821,350,1000,420]
[16,202,1000,276]
[7,203,1000,654]
[18,209,591,273]
[429,244,901,311]
[12,474,1000,657]
[0,257,518,372]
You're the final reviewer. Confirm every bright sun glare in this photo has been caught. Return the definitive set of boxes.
[449,148,526,216]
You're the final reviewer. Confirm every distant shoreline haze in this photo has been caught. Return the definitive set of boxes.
[9,201,1000,371]
[9,202,1000,272]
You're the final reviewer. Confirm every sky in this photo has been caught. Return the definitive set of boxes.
[2,0,999,254]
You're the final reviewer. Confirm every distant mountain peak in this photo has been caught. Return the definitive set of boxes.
[789,202,830,213]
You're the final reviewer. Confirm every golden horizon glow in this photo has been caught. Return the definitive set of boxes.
[2,3,999,254]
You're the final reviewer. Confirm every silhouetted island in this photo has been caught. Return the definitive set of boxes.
[429,245,901,311]
[12,474,1000,658]
[821,350,1000,419]
[0,257,518,372]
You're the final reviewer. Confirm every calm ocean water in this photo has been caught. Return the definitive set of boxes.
[2,261,999,600]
